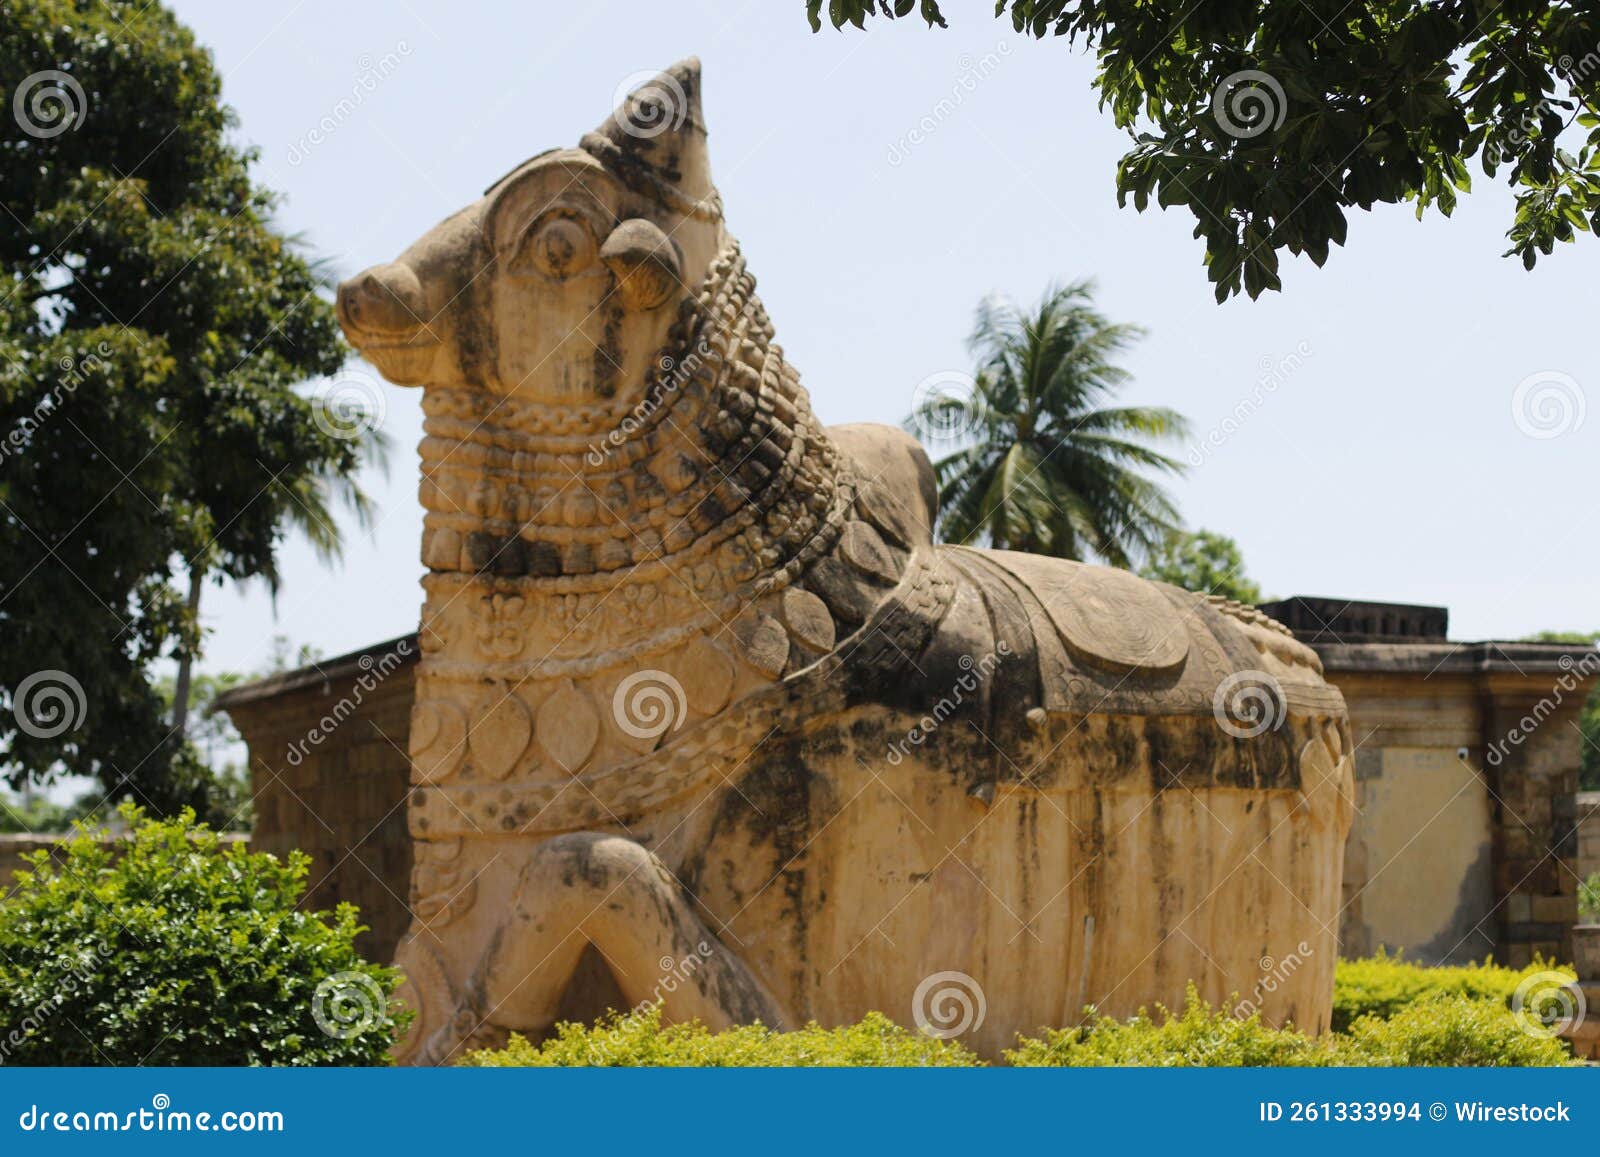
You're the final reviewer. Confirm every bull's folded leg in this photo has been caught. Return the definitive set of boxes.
[390,832,788,1065]
[479,832,790,1037]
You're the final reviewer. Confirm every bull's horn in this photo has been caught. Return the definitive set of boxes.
[583,57,713,210]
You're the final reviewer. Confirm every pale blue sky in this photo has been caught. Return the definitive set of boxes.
[171,0,1598,682]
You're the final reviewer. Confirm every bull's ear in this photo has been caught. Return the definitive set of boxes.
[600,219,682,311]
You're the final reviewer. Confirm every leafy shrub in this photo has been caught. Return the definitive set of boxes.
[460,1006,978,1067]
[1006,986,1323,1067]
[1007,989,1573,1068]
[465,971,1577,1068]
[1580,873,1600,922]
[0,806,408,1065]
[1331,950,1572,1031]
[1333,996,1574,1067]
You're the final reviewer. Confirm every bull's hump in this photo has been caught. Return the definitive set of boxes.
[961,548,1189,676]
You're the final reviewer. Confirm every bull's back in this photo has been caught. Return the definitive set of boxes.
[680,540,1353,1054]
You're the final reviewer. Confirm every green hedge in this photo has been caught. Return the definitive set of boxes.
[460,1007,978,1067]
[0,806,409,1065]
[463,980,1575,1068]
[1006,986,1572,1067]
[1331,950,1573,1031]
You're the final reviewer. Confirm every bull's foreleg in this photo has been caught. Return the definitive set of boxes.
[391,832,788,1064]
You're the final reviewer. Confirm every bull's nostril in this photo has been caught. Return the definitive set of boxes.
[338,262,428,339]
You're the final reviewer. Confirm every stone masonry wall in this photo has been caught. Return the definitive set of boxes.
[1579,791,1600,886]
[219,641,417,963]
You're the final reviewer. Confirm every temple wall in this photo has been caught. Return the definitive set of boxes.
[219,639,417,962]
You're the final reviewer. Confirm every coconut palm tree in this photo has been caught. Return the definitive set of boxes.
[170,401,389,737]
[908,280,1188,566]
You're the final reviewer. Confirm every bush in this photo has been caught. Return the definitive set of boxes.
[1580,873,1600,922]
[1006,986,1323,1067]
[0,806,408,1065]
[1006,988,1574,1068]
[1333,996,1575,1067]
[460,1006,978,1067]
[468,986,1572,1068]
[1331,950,1572,1031]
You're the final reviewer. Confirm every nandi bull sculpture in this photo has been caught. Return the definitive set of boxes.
[337,59,1354,1063]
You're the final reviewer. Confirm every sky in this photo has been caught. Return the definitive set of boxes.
[166,0,1599,686]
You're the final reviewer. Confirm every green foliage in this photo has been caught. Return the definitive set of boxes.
[1006,985,1323,1066]
[1007,987,1572,1067]
[459,1006,978,1067]
[1337,996,1575,1067]
[1331,949,1572,1032]
[0,1,361,810]
[0,786,101,834]
[467,962,1576,1067]
[0,805,408,1064]
[810,2,1600,299]
[1580,873,1600,922]
[1140,529,1262,603]
[907,281,1187,564]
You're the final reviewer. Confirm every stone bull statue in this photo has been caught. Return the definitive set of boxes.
[336,59,1354,1063]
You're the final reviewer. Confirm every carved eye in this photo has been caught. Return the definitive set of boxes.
[509,214,597,280]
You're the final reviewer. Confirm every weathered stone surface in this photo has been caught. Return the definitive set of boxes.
[780,588,835,654]
[335,59,1353,1064]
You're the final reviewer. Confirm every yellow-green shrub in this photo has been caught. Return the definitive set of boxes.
[459,1006,979,1067]
[462,965,1579,1068]
[1332,995,1575,1067]
[1331,950,1573,1031]
[1006,986,1324,1067]
[1006,989,1573,1067]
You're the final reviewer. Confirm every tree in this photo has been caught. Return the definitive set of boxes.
[0,2,363,812]
[1525,629,1600,790]
[907,280,1187,564]
[171,410,388,739]
[1140,529,1263,604]
[810,2,1600,300]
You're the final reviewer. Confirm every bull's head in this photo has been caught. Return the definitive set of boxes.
[337,58,722,407]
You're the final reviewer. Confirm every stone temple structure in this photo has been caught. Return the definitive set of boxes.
[296,60,1361,1062]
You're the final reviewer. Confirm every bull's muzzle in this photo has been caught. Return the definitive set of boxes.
[337,262,440,386]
